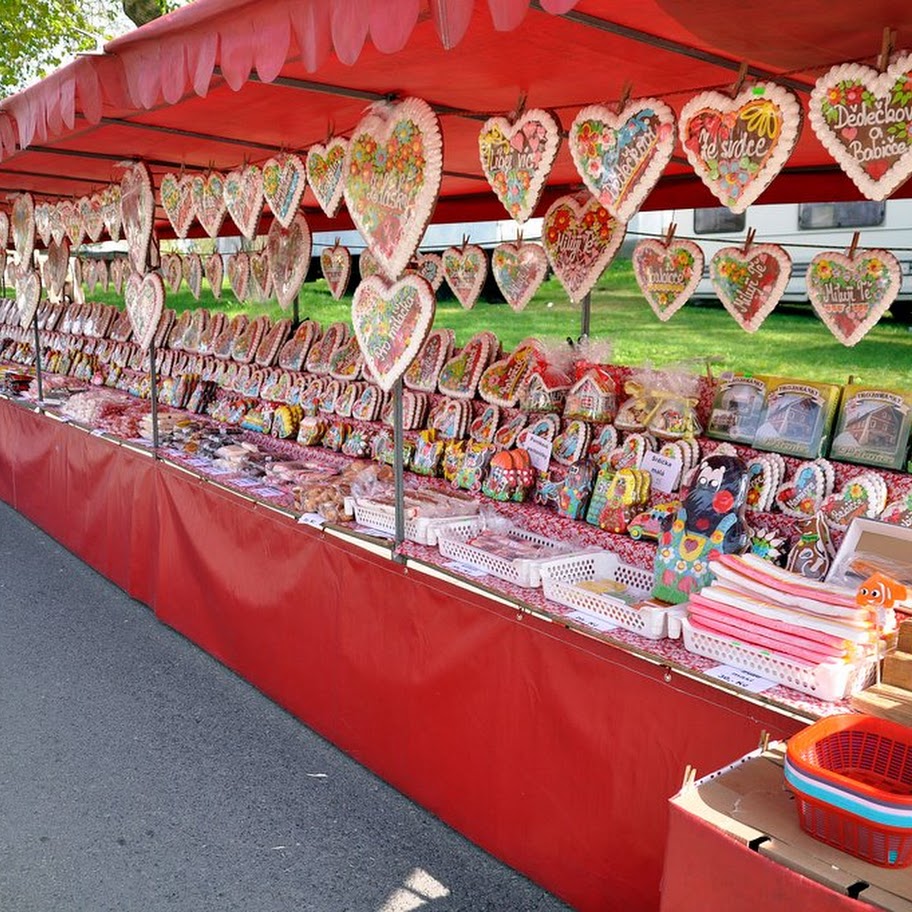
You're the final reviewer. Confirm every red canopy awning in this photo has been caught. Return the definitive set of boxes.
[1,0,911,234]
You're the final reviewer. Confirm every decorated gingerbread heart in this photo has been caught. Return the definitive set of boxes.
[205,253,223,298]
[478,340,544,408]
[267,212,311,310]
[159,172,195,238]
[262,153,307,228]
[223,164,264,241]
[15,267,40,329]
[352,384,382,422]
[78,194,104,243]
[442,244,487,310]
[120,163,154,273]
[44,238,69,302]
[403,328,454,392]
[552,419,591,466]
[810,53,912,200]
[227,252,250,301]
[710,243,792,332]
[775,462,827,518]
[491,241,547,312]
[59,199,84,247]
[469,404,500,444]
[351,275,436,393]
[320,244,352,300]
[110,258,127,295]
[820,473,887,531]
[32,204,49,247]
[328,334,363,381]
[679,82,803,212]
[405,252,444,291]
[191,171,227,238]
[344,98,443,280]
[881,492,912,528]
[478,109,561,223]
[48,201,66,246]
[125,271,165,351]
[100,184,122,242]
[438,332,493,400]
[249,250,272,302]
[161,253,182,294]
[542,193,626,303]
[11,192,35,268]
[633,238,704,321]
[306,139,347,218]
[807,248,901,346]
[569,98,676,221]
[183,253,203,300]
[493,412,528,449]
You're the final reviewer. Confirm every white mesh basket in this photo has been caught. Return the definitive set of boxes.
[539,552,667,639]
[352,499,481,546]
[435,521,592,588]
[681,617,877,702]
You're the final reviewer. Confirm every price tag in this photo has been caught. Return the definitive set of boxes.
[705,665,775,694]
[353,525,394,540]
[443,560,490,580]
[252,486,285,499]
[204,464,232,476]
[230,476,260,488]
[90,428,107,437]
[297,512,325,529]
[563,608,620,633]
[641,450,682,495]
[523,432,553,472]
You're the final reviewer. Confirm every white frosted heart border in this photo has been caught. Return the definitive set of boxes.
[125,271,165,351]
[442,244,488,310]
[491,241,548,312]
[632,238,705,322]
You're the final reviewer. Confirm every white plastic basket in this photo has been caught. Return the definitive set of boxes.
[352,499,481,546]
[436,520,592,588]
[680,617,877,703]
[539,552,668,639]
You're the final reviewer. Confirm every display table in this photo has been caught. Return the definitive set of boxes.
[0,394,811,912]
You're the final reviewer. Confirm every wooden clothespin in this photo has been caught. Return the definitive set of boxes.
[512,89,528,122]
[742,227,756,254]
[326,120,335,145]
[665,222,677,246]
[878,26,896,73]
[681,764,697,792]
[617,81,632,115]
[516,228,524,245]
[758,730,771,752]
[461,232,469,251]
[731,61,750,97]
[334,236,341,248]
[848,231,861,260]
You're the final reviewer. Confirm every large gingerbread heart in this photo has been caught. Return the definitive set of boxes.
[810,54,912,200]
[11,192,35,268]
[351,274,436,393]
[478,339,544,408]
[344,97,443,281]
[405,251,444,290]
[120,163,154,273]
[478,109,561,223]
[403,328,454,392]
[191,171,227,238]
[542,193,626,303]
[125,271,165,351]
[320,244,352,300]
[159,172,196,238]
[15,267,40,329]
[162,253,183,294]
[710,243,792,333]
[442,244,487,310]
[224,164,264,241]
[569,98,676,222]
[807,249,901,346]
[491,241,547,312]
[820,473,887,531]
[438,332,493,399]
[306,139,347,217]
[227,252,250,301]
[79,194,104,243]
[267,212,311,310]
[632,238,704,322]
[205,253,223,298]
[679,83,802,213]
[100,184,122,241]
[183,252,203,300]
[262,153,307,228]
[44,238,70,301]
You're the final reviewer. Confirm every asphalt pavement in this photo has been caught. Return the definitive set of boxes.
[0,499,570,912]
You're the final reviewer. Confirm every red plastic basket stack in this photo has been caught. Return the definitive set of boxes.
[785,714,912,867]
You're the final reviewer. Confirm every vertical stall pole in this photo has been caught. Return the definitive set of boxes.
[32,316,44,403]
[393,377,406,556]
[580,291,591,338]
[149,339,160,450]
[293,289,301,329]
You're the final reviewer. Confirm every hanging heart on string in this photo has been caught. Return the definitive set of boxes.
[262,153,307,228]
[15,267,41,329]
[78,194,104,243]
[162,253,183,294]
[120,162,154,273]
[205,253,223,298]
[125,270,165,351]
[267,212,312,310]
[249,249,273,301]
[679,82,803,213]
[351,274,436,392]
[159,172,196,238]
[306,139,347,217]
[478,108,561,223]
[807,248,901,346]
[183,252,203,300]
[320,243,352,300]
[569,98,676,222]
[33,203,51,247]
[710,243,792,332]
[359,247,382,280]
[632,238,704,321]
[442,244,487,309]
[49,202,66,247]
[541,193,626,303]
[224,164,264,241]
[93,258,108,292]
[227,251,250,301]
[491,240,548,312]
[404,251,444,290]
[11,192,35,268]
[110,258,127,295]
[810,53,912,200]
[59,199,85,247]
[100,184,122,241]
[344,97,443,280]
[44,237,70,301]
[191,171,227,238]
[71,257,85,304]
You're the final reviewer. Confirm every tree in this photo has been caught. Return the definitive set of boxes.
[0,0,180,98]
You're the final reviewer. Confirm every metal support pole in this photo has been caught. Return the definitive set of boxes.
[149,339,160,450]
[32,316,44,402]
[580,291,591,339]
[293,290,300,329]
[392,377,406,556]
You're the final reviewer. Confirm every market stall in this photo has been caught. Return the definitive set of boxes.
[2,3,912,911]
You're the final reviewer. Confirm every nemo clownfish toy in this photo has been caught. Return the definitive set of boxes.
[856,572,912,611]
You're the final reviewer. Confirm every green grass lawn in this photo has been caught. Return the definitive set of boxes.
[87,258,912,390]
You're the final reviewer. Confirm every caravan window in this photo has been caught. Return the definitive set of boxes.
[693,208,746,234]
[798,202,885,229]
